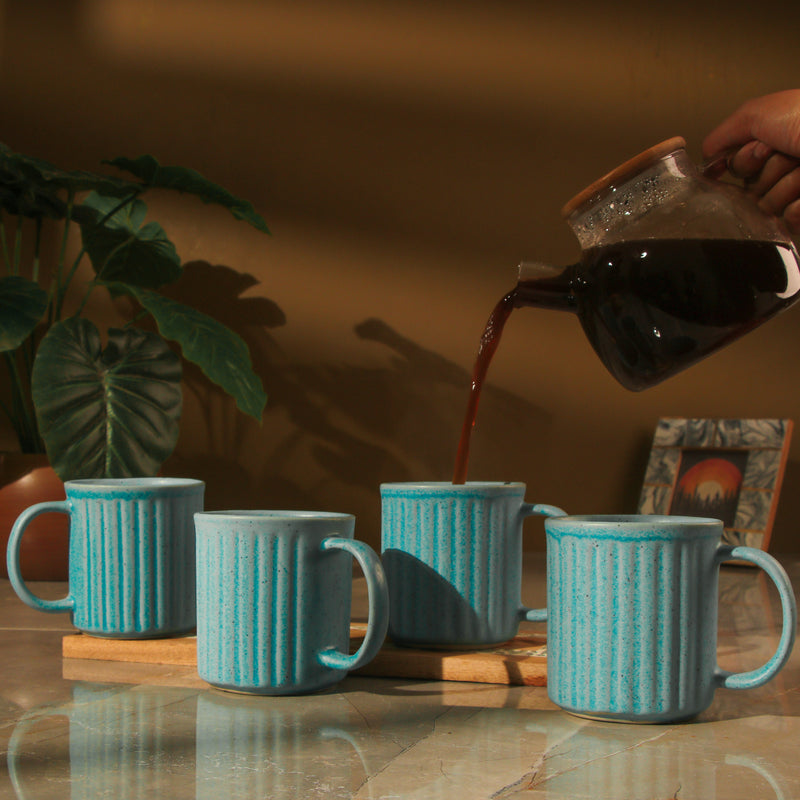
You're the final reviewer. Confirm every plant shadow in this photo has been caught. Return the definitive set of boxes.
[160,261,552,547]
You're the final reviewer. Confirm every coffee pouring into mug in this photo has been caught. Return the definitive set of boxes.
[515,136,800,391]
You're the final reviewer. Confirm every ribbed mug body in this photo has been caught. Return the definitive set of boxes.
[66,479,203,638]
[195,512,355,694]
[545,515,722,722]
[381,482,527,648]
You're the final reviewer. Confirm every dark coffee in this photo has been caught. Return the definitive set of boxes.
[453,238,800,484]
[551,238,800,391]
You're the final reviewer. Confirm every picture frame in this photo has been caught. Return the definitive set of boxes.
[638,418,793,551]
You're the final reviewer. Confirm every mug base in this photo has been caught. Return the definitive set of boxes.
[79,627,196,640]
[203,677,343,696]
[559,706,700,725]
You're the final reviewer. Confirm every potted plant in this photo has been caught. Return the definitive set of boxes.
[0,142,269,576]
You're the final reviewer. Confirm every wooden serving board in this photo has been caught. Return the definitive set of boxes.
[62,625,547,686]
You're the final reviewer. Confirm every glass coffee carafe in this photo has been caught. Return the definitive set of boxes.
[517,136,800,390]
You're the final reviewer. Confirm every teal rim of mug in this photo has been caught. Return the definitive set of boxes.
[64,477,204,498]
[545,514,722,540]
[380,481,525,496]
[193,510,355,521]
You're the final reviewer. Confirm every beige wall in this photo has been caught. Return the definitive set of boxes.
[2,0,800,552]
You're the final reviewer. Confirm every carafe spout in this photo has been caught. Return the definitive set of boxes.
[515,261,577,311]
[518,261,565,282]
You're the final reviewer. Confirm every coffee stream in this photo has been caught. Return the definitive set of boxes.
[453,238,800,484]
[452,290,517,485]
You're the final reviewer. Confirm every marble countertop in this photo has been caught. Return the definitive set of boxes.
[1,554,799,799]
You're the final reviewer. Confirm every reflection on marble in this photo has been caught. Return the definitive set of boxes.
[2,557,800,799]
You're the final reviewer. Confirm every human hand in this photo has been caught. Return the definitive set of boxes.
[702,90,800,233]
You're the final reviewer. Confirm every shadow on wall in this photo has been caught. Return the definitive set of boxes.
[161,261,553,546]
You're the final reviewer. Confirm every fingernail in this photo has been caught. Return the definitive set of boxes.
[752,142,772,161]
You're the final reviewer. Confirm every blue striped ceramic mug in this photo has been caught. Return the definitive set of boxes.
[380,482,565,648]
[194,510,389,695]
[6,478,204,638]
[544,514,797,723]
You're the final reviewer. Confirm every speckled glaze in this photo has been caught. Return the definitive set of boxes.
[544,515,797,723]
[6,478,204,638]
[380,482,565,648]
[194,511,389,695]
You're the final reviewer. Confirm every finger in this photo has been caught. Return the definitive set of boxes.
[726,141,773,180]
[783,198,800,234]
[757,165,800,217]
[702,119,756,161]
[747,154,800,198]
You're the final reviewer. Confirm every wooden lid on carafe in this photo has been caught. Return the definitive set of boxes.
[561,136,687,218]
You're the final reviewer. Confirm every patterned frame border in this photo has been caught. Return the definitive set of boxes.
[638,418,793,551]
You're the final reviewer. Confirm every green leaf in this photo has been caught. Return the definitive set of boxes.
[121,285,266,420]
[78,192,182,288]
[0,142,139,219]
[31,317,182,479]
[0,276,49,351]
[106,155,271,234]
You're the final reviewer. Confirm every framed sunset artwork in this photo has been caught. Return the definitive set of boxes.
[638,418,793,551]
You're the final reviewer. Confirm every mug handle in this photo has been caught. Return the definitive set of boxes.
[317,537,390,672]
[714,545,797,691]
[6,500,74,613]
[518,503,568,623]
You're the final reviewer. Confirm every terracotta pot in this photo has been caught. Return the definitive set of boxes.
[0,453,69,581]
